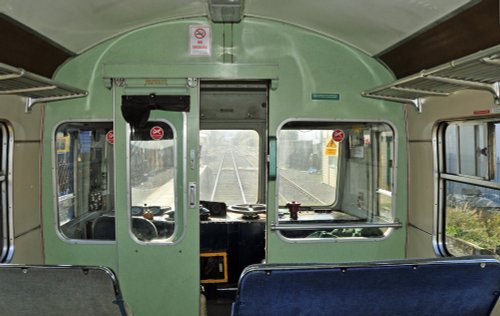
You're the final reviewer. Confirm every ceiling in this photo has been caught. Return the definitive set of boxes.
[2,0,500,79]
[0,0,476,55]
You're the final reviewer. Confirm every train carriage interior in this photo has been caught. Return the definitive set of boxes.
[0,0,499,315]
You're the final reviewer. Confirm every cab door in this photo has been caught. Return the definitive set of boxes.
[113,78,200,315]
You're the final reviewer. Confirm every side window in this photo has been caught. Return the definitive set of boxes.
[55,122,115,240]
[276,121,397,239]
[129,122,176,242]
[438,121,500,256]
[0,122,12,262]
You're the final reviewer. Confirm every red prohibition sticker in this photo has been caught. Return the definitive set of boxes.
[106,130,114,145]
[194,28,206,39]
[150,126,164,140]
[332,129,345,142]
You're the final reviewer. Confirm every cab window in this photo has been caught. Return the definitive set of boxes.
[277,121,396,239]
[55,122,115,240]
[199,130,259,205]
[438,120,500,256]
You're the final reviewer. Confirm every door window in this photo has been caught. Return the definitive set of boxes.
[129,121,176,242]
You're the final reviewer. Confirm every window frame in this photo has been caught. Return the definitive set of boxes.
[127,119,178,244]
[435,119,500,256]
[199,124,266,205]
[53,120,115,244]
[274,118,400,242]
[0,121,13,262]
[199,128,262,205]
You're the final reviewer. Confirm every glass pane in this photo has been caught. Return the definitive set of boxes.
[444,124,459,174]
[199,130,259,205]
[445,123,489,179]
[130,122,175,242]
[55,123,115,240]
[277,129,336,206]
[459,125,477,176]
[445,180,500,256]
[277,122,395,239]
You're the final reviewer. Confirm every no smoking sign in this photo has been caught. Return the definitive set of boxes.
[189,25,211,56]
[194,28,206,39]
[332,129,345,142]
[150,126,164,140]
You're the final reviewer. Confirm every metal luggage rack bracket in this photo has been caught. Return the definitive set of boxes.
[0,63,88,112]
[362,45,500,112]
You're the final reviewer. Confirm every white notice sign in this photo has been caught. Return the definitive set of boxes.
[189,25,211,56]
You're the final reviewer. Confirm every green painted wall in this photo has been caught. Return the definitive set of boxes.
[42,17,405,315]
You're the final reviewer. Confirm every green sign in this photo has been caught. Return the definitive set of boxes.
[312,93,340,101]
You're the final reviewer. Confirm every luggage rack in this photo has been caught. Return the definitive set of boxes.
[362,45,500,112]
[0,63,88,112]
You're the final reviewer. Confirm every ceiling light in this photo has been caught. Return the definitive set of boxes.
[208,0,245,23]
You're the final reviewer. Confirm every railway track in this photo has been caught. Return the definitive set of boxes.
[211,146,258,205]
[278,173,326,205]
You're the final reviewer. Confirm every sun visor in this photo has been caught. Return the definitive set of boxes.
[121,94,190,128]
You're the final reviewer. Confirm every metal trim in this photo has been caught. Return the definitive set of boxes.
[440,173,500,190]
[0,121,14,262]
[238,255,499,284]
[271,221,402,231]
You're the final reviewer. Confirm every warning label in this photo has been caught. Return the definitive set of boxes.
[325,138,338,156]
[189,25,211,56]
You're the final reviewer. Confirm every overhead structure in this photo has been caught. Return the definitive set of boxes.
[0,0,474,55]
[208,0,245,23]
[362,45,500,112]
[0,63,88,112]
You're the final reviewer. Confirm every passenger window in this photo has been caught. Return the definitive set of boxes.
[129,122,175,242]
[439,121,500,256]
[55,122,115,240]
[199,130,259,205]
[0,122,12,261]
[276,121,396,239]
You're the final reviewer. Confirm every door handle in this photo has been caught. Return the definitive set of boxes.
[189,182,196,208]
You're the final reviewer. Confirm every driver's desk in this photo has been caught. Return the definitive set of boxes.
[200,211,266,285]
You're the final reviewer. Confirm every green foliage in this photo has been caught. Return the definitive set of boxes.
[446,204,500,253]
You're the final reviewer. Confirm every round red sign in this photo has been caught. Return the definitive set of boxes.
[332,129,345,142]
[106,130,114,145]
[194,28,206,39]
[150,126,164,140]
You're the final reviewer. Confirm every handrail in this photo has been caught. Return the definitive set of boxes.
[271,220,402,231]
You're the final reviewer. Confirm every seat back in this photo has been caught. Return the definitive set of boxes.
[0,265,128,316]
[232,256,500,316]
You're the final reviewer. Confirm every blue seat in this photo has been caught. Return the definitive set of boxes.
[232,256,500,316]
